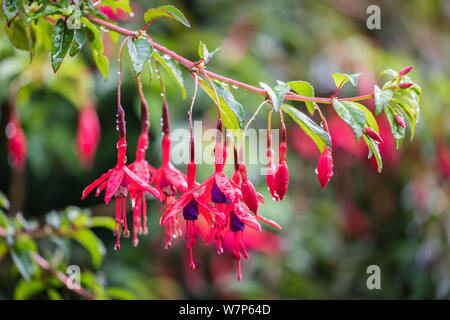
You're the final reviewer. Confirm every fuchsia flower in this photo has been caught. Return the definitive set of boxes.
[5,113,27,172]
[77,103,100,168]
[317,147,334,188]
[150,102,188,248]
[399,82,413,89]
[399,65,413,76]
[160,161,226,269]
[82,105,161,250]
[274,127,289,200]
[239,164,260,214]
[394,114,406,128]
[127,133,157,245]
[364,126,383,144]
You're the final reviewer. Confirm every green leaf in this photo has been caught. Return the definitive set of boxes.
[71,229,105,268]
[14,279,45,300]
[2,0,21,23]
[391,97,416,140]
[92,50,109,80]
[89,216,115,231]
[69,28,86,57]
[0,191,10,210]
[106,287,137,300]
[47,288,63,300]
[260,81,290,113]
[6,18,30,51]
[332,72,361,89]
[198,79,245,134]
[144,5,190,27]
[374,85,393,115]
[25,3,63,25]
[377,68,398,79]
[127,37,153,76]
[332,99,367,141]
[287,80,315,115]
[51,19,74,73]
[281,104,331,152]
[384,104,405,149]
[81,17,103,53]
[352,102,379,133]
[11,250,35,281]
[363,134,382,173]
[153,50,185,99]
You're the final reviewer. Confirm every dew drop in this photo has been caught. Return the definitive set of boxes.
[232,85,238,90]
[130,12,135,17]
[315,168,318,175]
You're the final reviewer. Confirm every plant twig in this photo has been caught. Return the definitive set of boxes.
[86,15,375,105]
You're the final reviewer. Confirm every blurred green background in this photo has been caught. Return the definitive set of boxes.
[0,0,449,299]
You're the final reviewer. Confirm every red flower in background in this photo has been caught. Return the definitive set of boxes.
[77,103,101,168]
[99,5,132,21]
[6,113,27,172]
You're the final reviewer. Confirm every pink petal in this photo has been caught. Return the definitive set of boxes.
[105,168,124,204]
[215,172,235,202]
[82,169,112,199]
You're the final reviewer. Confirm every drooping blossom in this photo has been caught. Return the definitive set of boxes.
[150,101,188,248]
[317,147,334,188]
[81,105,161,250]
[274,126,289,200]
[77,103,101,168]
[5,113,27,172]
[394,114,406,128]
[364,126,383,144]
[399,65,413,76]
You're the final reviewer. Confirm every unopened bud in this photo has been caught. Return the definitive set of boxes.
[394,114,406,128]
[399,65,413,76]
[364,127,383,143]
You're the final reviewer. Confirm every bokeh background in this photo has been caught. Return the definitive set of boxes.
[0,0,449,299]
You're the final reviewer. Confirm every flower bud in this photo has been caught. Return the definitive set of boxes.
[394,114,406,128]
[317,147,333,189]
[241,180,259,214]
[399,65,413,76]
[364,127,383,143]
[275,161,289,200]
[399,82,413,89]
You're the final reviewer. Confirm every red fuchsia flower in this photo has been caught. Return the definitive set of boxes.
[77,103,101,168]
[317,147,333,189]
[274,125,289,200]
[5,113,27,172]
[399,82,413,89]
[81,105,161,250]
[266,129,279,201]
[98,5,132,21]
[364,126,383,144]
[399,65,413,76]
[239,163,259,214]
[125,85,157,246]
[394,114,406,128]
[150,102,188,248]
